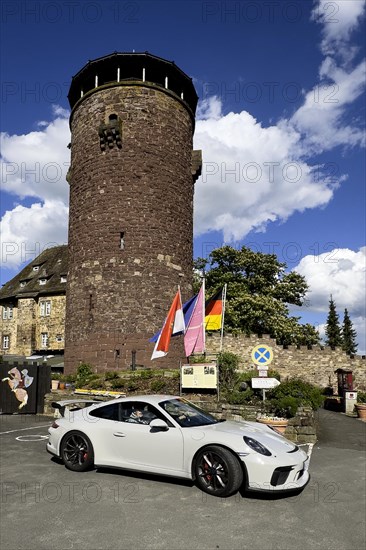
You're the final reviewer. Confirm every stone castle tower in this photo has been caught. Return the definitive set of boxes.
[64,52,202,372]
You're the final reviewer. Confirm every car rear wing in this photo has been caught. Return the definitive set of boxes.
[51,399,103,418]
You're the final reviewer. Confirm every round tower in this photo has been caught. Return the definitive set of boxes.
[64,52,201,372]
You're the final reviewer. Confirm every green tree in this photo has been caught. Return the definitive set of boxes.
[325,296,342,349]
[194,245,319,346]
[342,308,357,355]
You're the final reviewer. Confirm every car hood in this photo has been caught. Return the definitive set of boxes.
[194,420,297,454]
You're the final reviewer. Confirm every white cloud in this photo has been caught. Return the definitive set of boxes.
[1,108,70,202]
[294,247,366,317]
[194,104,338,240]
[293,247,366,353]
[197,95,223,120]
[0,107,70,270]
[290,58,366,152]
[311,0,366,59]
[1,200,69,269]
[192,1,365,241]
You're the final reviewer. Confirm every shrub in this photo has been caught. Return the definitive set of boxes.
[267,378,324,412]
[189,355,207,364]
[139,370,154,380]
[151,379,166,393]
[357,391,366,403]
[265,396,299,418]
[217,352,240,390]
[76,363,93,379]
[87,379,106,390]
[110,378,125,390]
[105,371,119,381]
[225,388,256,405]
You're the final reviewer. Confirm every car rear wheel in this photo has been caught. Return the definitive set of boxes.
[194,445,243,497]
[61,431,94,472]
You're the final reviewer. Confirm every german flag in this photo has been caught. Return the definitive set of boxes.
[205,288,224,331]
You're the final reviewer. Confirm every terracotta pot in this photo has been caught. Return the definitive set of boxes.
[355,404,366,420]
[59,382,66,390]
[257,418,289,433]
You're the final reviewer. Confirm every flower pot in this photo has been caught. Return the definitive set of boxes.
[257,418,289,433]
[355,404,366,420]
[59,382,66,390]
[51,380,59,391]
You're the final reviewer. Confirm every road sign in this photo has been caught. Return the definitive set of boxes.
[251,377,280,389]
[251,345,273,366]
[258,370,268,377]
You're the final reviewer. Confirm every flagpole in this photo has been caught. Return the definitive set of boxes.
[219,283,227,352]
[202,275,206,355]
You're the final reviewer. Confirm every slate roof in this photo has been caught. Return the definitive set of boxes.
[0,245,68,301]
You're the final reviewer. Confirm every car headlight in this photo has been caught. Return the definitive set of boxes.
[243,436,272,456]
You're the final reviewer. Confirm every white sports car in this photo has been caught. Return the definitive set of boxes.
[47,395,310,497]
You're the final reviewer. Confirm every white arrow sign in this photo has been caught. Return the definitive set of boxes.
[251,378,281,389]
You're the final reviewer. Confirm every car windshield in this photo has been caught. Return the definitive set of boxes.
[160,398,221,427]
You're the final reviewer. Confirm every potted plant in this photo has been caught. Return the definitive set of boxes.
[355,391,366,420]
[58,375,67,390]
[256,413,289,433]
[51,372,60,391]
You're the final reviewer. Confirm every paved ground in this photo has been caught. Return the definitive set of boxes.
[0,409,365,550]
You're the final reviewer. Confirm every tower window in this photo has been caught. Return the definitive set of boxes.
[2,335,10,349]
[120,232,125,250]
[109,113,118,121]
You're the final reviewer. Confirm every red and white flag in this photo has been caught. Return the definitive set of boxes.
[151,289,185,360]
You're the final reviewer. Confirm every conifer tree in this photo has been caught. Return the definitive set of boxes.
[325,295,342,349]
[342,308,357,355]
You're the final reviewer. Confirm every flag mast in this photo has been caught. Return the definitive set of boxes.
[219,283,227,352]
[202,275,206,355]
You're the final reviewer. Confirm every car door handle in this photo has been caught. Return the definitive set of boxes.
[113,432,126,437]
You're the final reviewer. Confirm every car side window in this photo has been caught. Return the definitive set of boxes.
[89,403,120,421]
[120,402,168,426]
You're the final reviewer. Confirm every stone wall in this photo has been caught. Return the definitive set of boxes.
[206,333,366,390]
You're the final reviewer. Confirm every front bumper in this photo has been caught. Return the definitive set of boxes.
[239,449,310,492]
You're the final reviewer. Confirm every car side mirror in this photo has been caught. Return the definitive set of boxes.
[150,418,169,431]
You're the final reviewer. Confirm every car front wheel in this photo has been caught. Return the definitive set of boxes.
[194,445,243,497]
[60,431,94,472]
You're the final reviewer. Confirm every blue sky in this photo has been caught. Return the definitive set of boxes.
[1,0,365,351]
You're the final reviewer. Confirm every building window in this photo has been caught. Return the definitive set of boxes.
[20,280,28,288]
[60,275,67,283]
[33,265,40,271]
[2,335,10,349]
[39,278,47,285]
[40,301,51,316]
[120,232,125,250]
[56,334,63,342]
[2,306,13,320]
[41,333,49,348]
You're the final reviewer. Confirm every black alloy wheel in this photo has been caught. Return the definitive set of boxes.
[195,445,243,497]
[61,431,94,472]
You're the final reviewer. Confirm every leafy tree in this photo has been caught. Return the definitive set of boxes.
[194,245,319,346]
[325,296,342,349]
[341,308,357,355]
